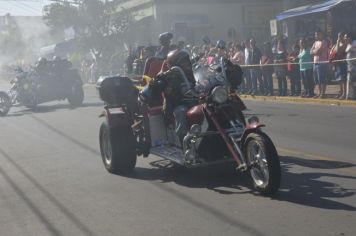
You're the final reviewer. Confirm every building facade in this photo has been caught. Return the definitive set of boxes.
[276,0,356,46]
[115,0,284,46]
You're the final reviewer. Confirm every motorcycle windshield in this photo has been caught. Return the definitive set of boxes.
[193,64,227,94]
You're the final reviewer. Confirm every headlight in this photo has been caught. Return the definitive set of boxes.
[211,86,228,103]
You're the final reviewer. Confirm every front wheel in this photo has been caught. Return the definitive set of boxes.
[99,121,137,174]
[0,91,11,116]
[244,132,281,196]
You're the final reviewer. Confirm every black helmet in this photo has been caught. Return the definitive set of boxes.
[166,49,190,68]
[216,40,226,49]
[159,32,173,45]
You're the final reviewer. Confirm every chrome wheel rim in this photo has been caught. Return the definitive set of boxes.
[102,129,112,165]
[247,139,269,188]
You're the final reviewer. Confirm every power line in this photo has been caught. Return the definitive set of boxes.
[18,1,44,14]
[11,1,41,15]
[0,0,44,15]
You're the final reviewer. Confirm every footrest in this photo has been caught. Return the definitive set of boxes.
[150,145,184,165]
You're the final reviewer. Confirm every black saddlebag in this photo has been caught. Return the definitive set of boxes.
[96,76,138,108]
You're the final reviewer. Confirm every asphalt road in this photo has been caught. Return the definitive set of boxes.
[0,85,355,236]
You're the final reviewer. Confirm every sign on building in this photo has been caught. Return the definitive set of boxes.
[270,19,277,36]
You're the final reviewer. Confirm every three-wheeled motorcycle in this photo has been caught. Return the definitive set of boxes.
[97,57,281,196]
[0,66,84,116]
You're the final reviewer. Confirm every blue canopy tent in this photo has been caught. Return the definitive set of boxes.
[276,0,354,21]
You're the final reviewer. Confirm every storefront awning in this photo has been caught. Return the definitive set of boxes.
[276,0,353,21]
[40,39,77,57]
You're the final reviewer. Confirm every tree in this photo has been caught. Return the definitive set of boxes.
[43,0,135,73]
[43,2,80,32]
[0,13,26,62]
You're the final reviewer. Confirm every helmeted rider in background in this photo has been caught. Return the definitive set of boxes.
[155,32,174,59]
[141,49,198,144]
[208,40,227,65]
[35,57,50,79]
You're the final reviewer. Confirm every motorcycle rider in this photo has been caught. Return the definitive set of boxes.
[155,32,173,59]
[52,56,63,79]
[35,57,50,80]
[141,49,197,144]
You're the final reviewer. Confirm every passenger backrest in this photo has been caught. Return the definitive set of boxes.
[142,57,165,107]
[143,57,164,79]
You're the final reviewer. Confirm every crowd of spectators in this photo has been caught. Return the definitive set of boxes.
[184,30,356,100]
[118,29,356,100]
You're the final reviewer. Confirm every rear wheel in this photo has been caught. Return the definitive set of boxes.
[244,132,281,196]
[0,91,11,116]
[67,82,84,107]
[99,121,137,174]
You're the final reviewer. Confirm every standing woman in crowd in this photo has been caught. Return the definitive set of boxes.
[260,42,274,96]
[310,30,329,98]
[345,32,356,99]
[287,43,301,96]
[298,38,315,97]
[274,40,288,96]
[330,32,348,99]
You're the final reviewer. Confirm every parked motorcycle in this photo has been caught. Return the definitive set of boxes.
[0,66,84,116]
[97,57,281,196]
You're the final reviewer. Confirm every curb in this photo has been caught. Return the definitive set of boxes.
[240,94,356,107]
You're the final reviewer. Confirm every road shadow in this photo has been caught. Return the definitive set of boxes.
[277,155,356,211]
[127,156,356,211]
[4,102,103,117]
[0,147,97,236]
[282,155,355,169]
[130,161,254,195]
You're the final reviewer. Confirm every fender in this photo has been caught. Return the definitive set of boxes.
[100,106,131,128]
[241,122,265,144]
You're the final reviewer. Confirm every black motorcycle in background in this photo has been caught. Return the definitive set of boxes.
[0,64,84,116]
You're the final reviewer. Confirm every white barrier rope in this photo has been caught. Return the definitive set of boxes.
[239,57,356,68]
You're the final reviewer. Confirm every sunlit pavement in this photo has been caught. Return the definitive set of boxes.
[0,85,355,236]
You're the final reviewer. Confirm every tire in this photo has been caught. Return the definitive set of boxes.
[99,121,137,175]
[0,91,11,116]
[67,82,84,107]
[244,132,281,196]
